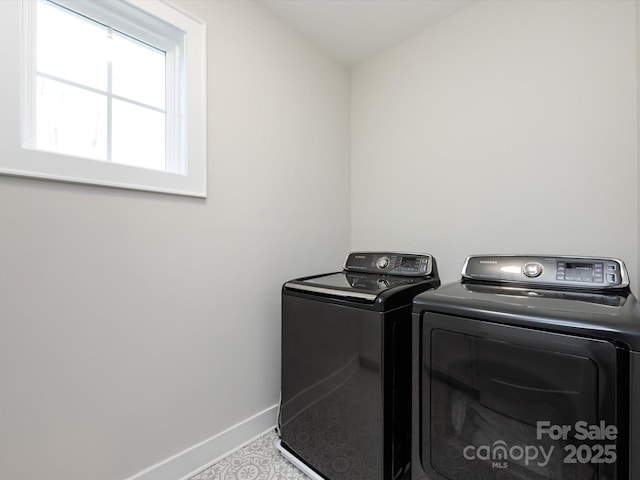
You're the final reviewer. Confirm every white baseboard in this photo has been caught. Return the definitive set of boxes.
[125,404,278,480]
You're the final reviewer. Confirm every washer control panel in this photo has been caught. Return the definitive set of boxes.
[344,252,433,276]
[462,255,629,290]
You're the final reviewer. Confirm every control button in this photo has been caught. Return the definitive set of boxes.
[522,262,543,278]
[607,264,616,271]
[607,273,617,284]
[376,256,390,270]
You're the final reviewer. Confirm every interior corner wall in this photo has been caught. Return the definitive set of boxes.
[351,0,639,291]
[0,1,350,479]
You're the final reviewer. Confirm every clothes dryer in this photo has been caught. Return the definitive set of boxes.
[412,255,640,480]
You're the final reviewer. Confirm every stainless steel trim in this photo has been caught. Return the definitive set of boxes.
[342,252,355,270]
[460,255,473,278]
[277,440,324,480]
[284,282,377,302]
[617,258,630,288]
[460,254,630,289]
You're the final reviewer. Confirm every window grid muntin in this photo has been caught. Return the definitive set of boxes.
[15,0,205,197]
[34,0,170,170]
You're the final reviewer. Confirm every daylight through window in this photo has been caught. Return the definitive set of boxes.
[13,0,206,196]
[34,0,169,171]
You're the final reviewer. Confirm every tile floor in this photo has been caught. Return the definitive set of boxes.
[190,430,310,480]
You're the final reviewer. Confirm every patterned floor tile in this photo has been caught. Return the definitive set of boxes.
[190,430,311,480]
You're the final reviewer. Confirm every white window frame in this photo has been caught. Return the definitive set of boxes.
[10,0,207,197]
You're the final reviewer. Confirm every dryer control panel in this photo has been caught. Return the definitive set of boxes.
[345,252,433,276]
[462,255,629,290]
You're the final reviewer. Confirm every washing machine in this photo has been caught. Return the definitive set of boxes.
[411,255,640,480]
[279,252,440,480]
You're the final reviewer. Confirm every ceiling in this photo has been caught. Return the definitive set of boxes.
[258,0,474,66]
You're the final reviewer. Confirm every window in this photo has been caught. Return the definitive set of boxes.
[11,0,207,197]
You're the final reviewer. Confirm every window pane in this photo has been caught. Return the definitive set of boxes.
[36,76,107,161]
[112,100,165,171]
[36,0,108,91]
[112,32,166,109]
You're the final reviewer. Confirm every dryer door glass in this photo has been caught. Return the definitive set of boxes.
[420,313,622,480]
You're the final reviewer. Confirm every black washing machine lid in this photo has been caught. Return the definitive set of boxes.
[284,271,423,303]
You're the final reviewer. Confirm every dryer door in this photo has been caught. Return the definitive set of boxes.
[418,313,626,480]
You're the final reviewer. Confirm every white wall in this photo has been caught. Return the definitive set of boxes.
[0,1,350,479]
[637,2,640,292]
[351,0,638,289]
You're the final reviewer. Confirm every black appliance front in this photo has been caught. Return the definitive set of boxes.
[411,255,640,480]
[279,252,440,480]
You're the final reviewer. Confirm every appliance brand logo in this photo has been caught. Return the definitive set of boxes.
[479,260,498,264]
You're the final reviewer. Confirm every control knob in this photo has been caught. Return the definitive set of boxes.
[522,262,543,278]
[376,256,390,270]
